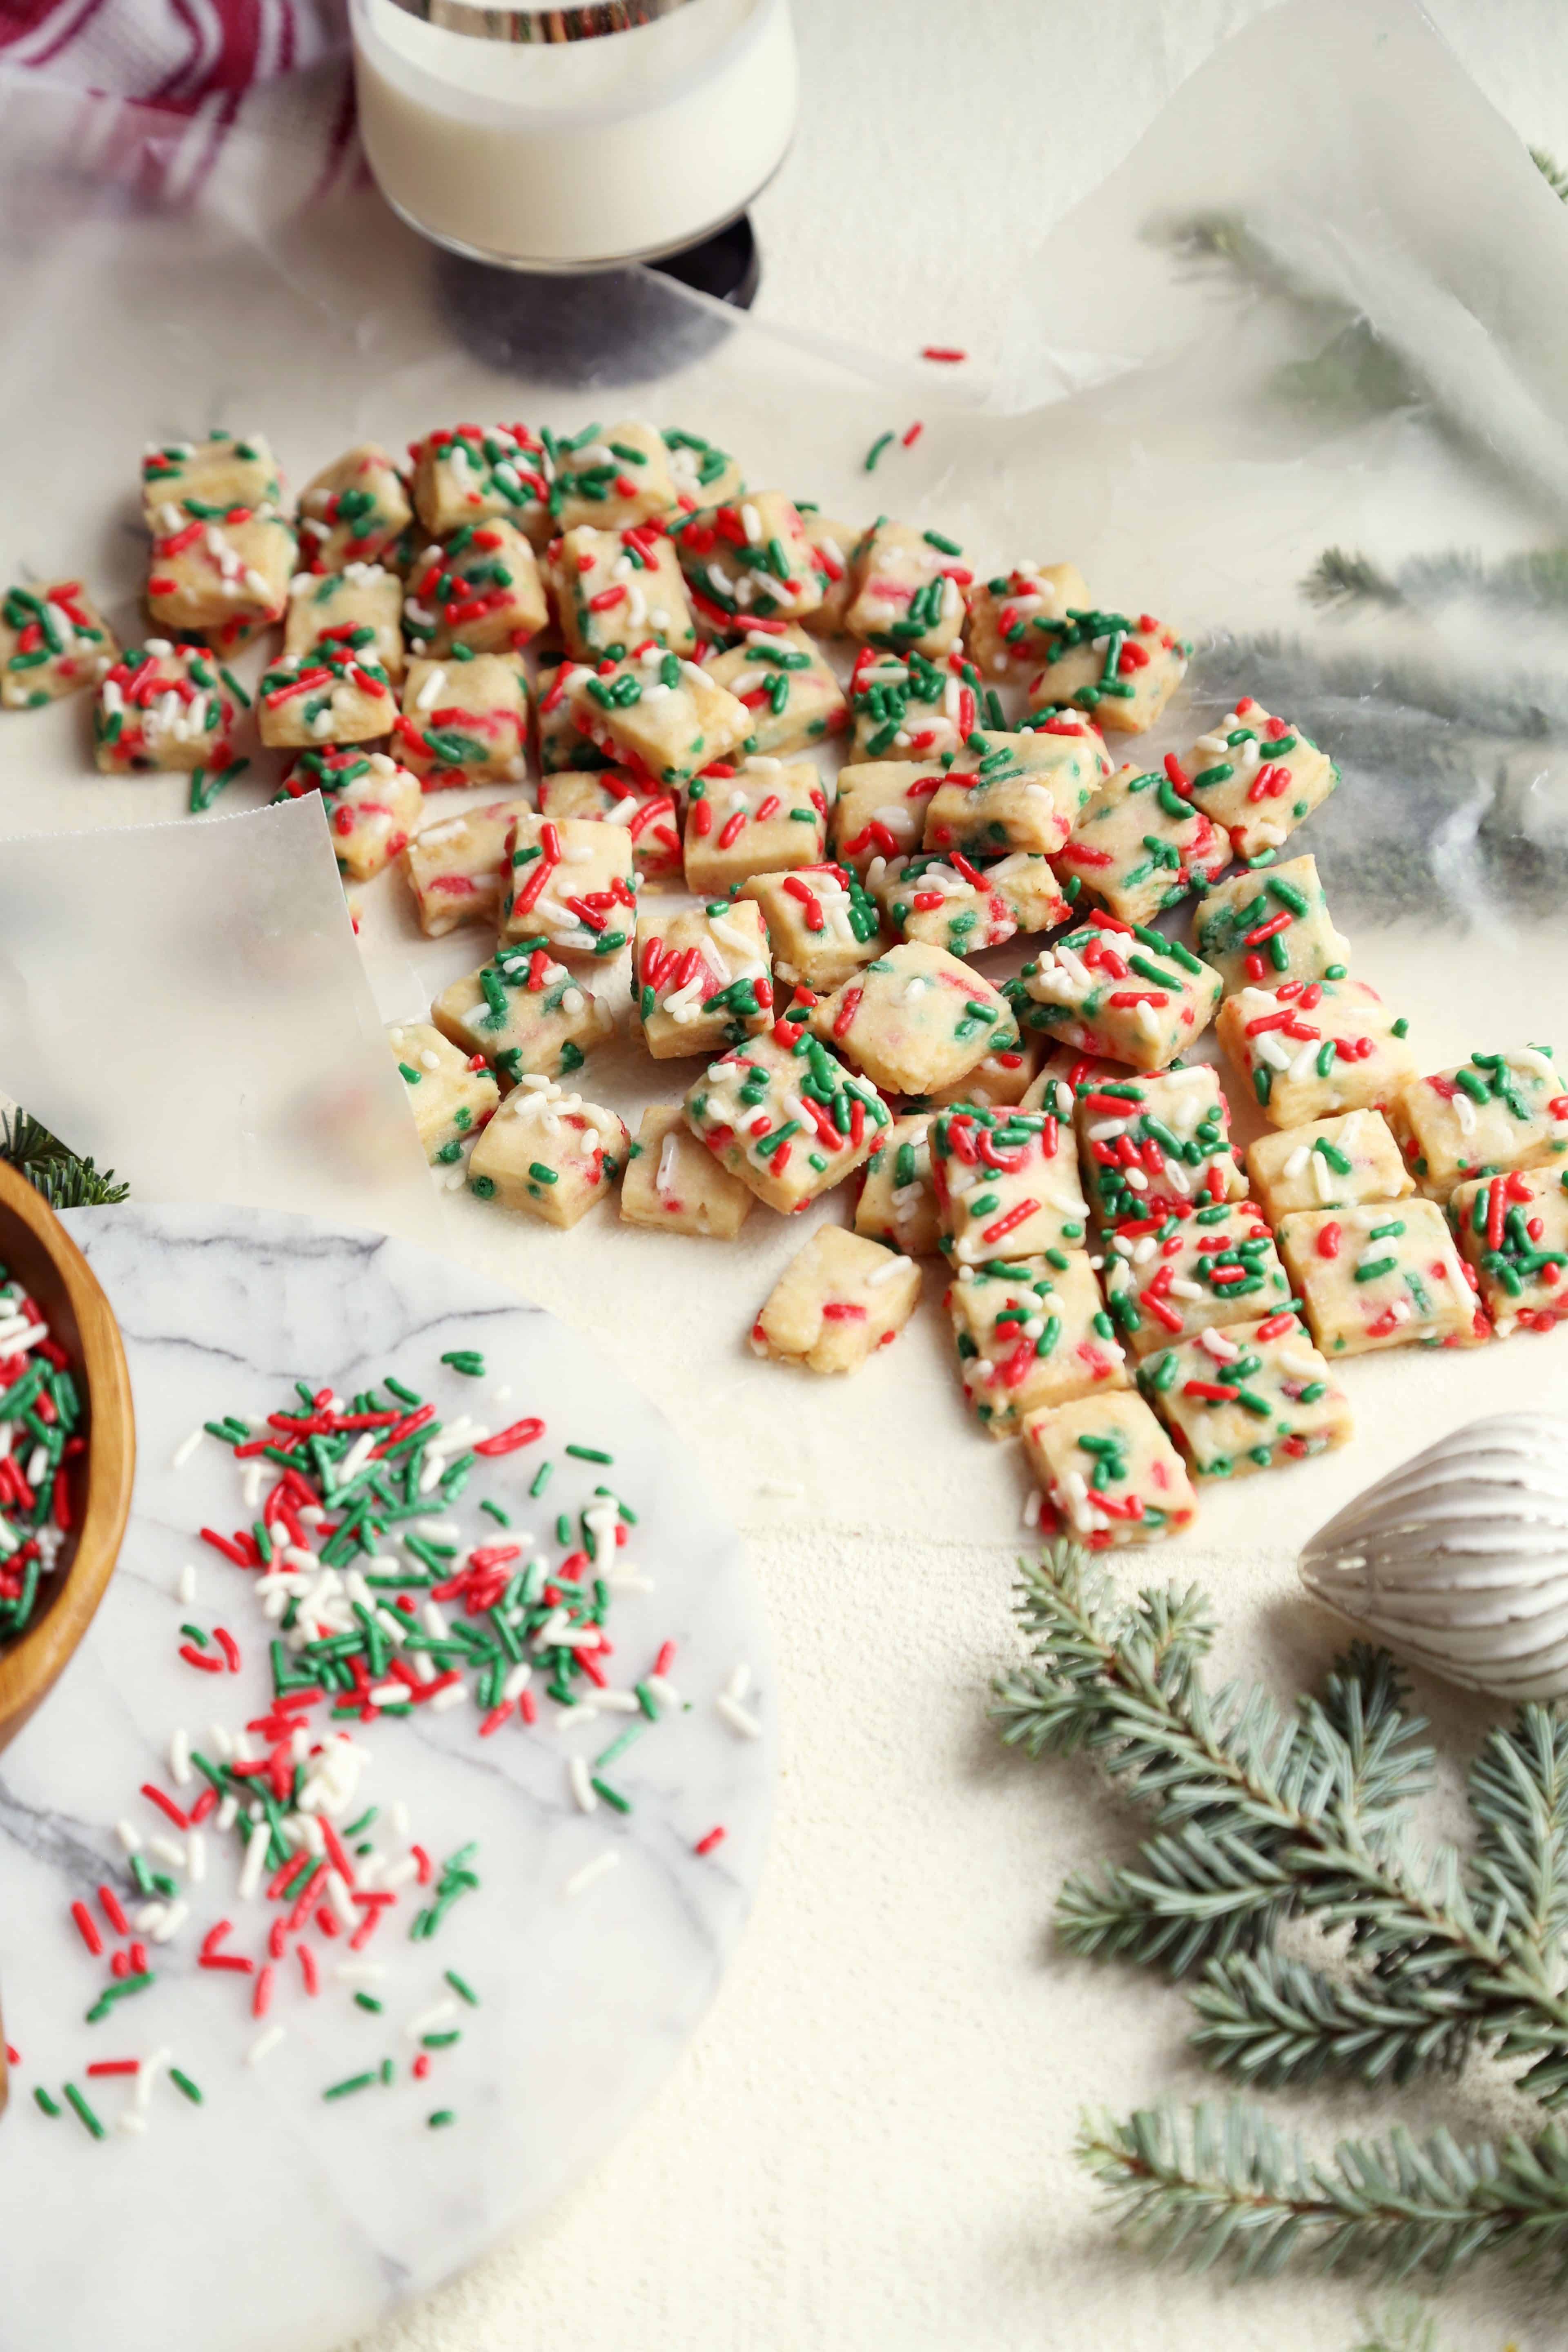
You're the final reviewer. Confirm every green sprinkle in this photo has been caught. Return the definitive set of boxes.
[530,1459,554,1497]
[1354,1255,1398,1283]
[864,430,895,472]
[63,2083,105,2141]
[32,2087,61,2118]
[354,1992,384,2014]
[445,1969,480,2007]
[169,2067,203,2105]
[323,2072,378,2100]
[566,1443,613,1463]
[428,2109,457,2127]
[1392,1016,1410,1038]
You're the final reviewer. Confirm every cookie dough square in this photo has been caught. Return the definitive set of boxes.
[1024,1391,1197,1545]
[933,1102,1090,1265]
[401,798,531,934]
[535,661,619,774]
[1216,979,1417,1126]
[566,648,751,790]
[847,649,984,763]
[1247,1110,1414,1225]
[432,945,614,1087]
[1137,1311,1353,1478]
[965,561,1089,681]
[294,748,421,881]
[468,1078,628,1225]
[389,1021,499,1166]
[800,513,860,635]
[844,519,968,657]
[1276,1199,1485,1355]
[297,443,412,572]
[539,769,683,884]
[1008,921,1223,1073]
[285,562,404,679]
[739,861,886,993]
[1178,698,1338,861]
[548,420,676,535]
[830,759,943,873]
[684,1031,889,1214]
[922,728,1102,858]
[704,623,848,757]
[1056,760,1229,925]
[950,1254,1126,1439]
[1101,1201,1292,1358]
[661,427,745,518]
[871,848,1070,955]
[684,760,828,892]
[1390,1048,1568,1203]
[1075,1065,1247,1228]
[396,653,529,790]
[674,491,823,632]
[405,522,548,657]
[94,639,236,770]
[408,424,550,543]
[502,813,637,963]
[621,1104,753,1238]
[148,512,294,632]
[545,522,696,663]
[635,900,773,1057]
[1026,608,1190,735]
[1452,1167,1568,1336]
[751,1225,922,1374]
[811,943,1018,1097]
[140,430,283,531]
[1192,855,1348,993]
[3,579,117,708]
[258,641,397,749]
[855,1113,942,1256]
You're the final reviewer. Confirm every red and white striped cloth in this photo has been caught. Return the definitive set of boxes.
[0,0,358,210]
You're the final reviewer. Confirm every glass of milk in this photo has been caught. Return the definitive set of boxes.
[351,0,797,272]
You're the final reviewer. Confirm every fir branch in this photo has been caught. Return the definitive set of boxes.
[1188,1948,1474,2091]
[0,1110,128,1210]
[1077,2100,1568,2285]
[1302,548,1405,609]
[1531,147,1568,202]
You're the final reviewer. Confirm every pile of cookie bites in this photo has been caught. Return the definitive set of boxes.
[5,421,1567,1551]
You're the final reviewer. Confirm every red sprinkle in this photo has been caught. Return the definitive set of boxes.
[694,1826,728,1857]
[71,1900,104,1957]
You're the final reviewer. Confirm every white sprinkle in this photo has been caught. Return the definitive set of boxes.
[187,1830,207,1885]
[564,1850,619,1900]
[247,2026,286,2068]
[570,1755,597,1812]
[1022,1488,1043,1530]
[237,1820,270,1902]
[170,1727,192,1786]
[405,1999,458,2041]
[116,1820,142,1854]
[716,1693,763,1740]
[172,1427,206,1471]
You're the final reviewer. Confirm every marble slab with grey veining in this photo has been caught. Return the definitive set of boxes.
[0,1204,772,2352]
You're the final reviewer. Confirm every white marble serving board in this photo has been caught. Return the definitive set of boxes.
[0,1204,772,2352]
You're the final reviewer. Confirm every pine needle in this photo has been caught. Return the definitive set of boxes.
[0,1110,129,1209]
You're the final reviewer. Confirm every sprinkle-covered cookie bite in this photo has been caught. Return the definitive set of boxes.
[403,521,548,657]
[751,1226,922,1375]
[1074,1065,1247,1227]
[673,491,823,633]
[830,759,942,874]
[1025,608,1190,735]
[408,423,550,542]
[258,640,397,748]
[431,944,615,1086]
[94,639,236,771]
[1136,1311,1353,1478]
[501,811,636,962]
[297,443,412,573]
[1389,1048,1568,1203]
[1275,1199,1486,1355]
[1054,760,1229,925]
[846,646,989,763]
[683,760,828,893]
[468,1076,628,1225]
[964,561,1089,680]
[544,521,696,662]
[1100,1201,1292,1358]
[739,862,885,993]
[703,622,848,757]
[1174,698,1337,860]
[401,797,535,935]
[564,648,751,790]
[3,579,117,708]
[844,518,969,658]
[147,509,294,633]
[546,420,675,533]
[1192,854,1349,993]
[140,430,283,530]
[1246,1110,1414,1225]
[921,727,1103,858]
[683,1029,889,1214]
[799,512,859,635]
[620,1103,753,1239]
[285,747,421,880]
[1007,919,1223,1073]
[395,652,530,788]
[661,427,745,517]
[388,1020,499,1166]
[539,769,683,885]
[535,657,615,773]
[1022,1392,1196,1546]
[1451,1167,1568,1336]
[949,1255,1127,1439]
[871,848,1070,954]
[1216,978,1417,1126]
[284,562,404,679]
[856,1113,942,1256]
[932,1102,1091,1266]
[811,942,1018,1097]
[634,900,773,1058]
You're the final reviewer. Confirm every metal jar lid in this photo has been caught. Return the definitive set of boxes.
[378,0,700,38]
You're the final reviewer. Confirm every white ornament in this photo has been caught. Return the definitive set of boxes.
[1298,1413,1568,1699]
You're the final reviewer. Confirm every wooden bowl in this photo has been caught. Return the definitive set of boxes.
[0,1160,136,2115]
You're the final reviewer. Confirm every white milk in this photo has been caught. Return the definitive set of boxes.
[351,0,797,269]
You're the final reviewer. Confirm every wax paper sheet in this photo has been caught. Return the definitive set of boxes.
[3,0,1568,1553]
